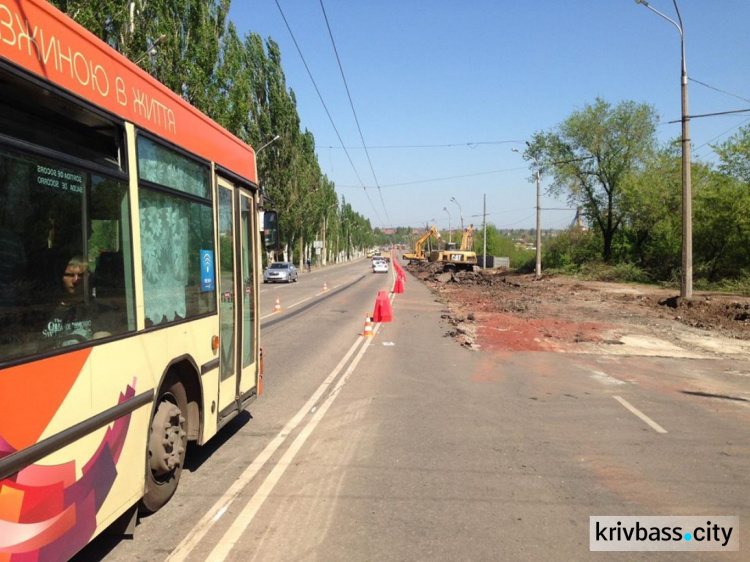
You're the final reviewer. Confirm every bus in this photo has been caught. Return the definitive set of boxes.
[0,1,279,560]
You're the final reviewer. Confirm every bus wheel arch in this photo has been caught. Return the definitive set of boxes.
[140,360,201,514]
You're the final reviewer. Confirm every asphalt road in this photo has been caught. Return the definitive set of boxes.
[76,258,749,561]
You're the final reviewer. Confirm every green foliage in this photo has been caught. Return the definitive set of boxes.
[693,172,750,281]
[472,224,534,269]
[694,272,750,297]
[527,98,659,263]
[542,229,599,270]
[573,262,652,284]
[714,124,750,185]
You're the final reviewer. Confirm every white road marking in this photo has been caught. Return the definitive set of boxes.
[259,296,311,320]
[165,332,369,562]
[589,369,626,386]
[205,325,378,561]
[259,285,341,320]
[613,395,668,434]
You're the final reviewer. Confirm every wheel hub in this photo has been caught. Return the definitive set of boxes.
[148,400,186,478]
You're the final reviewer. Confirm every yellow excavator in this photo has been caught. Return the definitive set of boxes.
[435,225,477,269]
[403,225,442,262]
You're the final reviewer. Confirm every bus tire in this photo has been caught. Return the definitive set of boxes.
[140,377,188,514]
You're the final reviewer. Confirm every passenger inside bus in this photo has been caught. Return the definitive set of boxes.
[42,255,113,346]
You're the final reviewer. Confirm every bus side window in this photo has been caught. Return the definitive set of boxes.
[88,174,135,336]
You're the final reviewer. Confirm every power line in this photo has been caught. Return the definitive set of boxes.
[318,0,391,227]
[336,166,526,189]
[690,77,750,104]
[273,0,383,225]
[666,108,750,124]
[321,140,527,150]
[694,116,750,157]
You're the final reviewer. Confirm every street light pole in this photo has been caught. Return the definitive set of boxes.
[256,134,280,154]
[635,0,692,299]
[512,147,542,278]
[450,197,464,232]
[134,34,166,65]
[443,207,452,245]
[534,166,541,278]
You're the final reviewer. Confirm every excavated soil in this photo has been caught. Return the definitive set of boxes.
[407,262,750,358]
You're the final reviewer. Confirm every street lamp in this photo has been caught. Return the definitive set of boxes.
[634,0,692,299]
[255,133,280,210]
[134,34,166,65]
[257,134,280,154]
[450,197,464,232]
[512,146,542,278]
[443,207,452,245]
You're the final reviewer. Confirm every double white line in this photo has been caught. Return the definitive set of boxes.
[167,323,380,561]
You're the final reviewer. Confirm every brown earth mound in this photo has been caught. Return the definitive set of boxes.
[406,261,750,355]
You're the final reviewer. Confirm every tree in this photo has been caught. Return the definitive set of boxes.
[49,0,364,263]
[714,124,750,185]
[527,98,658,262]
[617,145,682,278]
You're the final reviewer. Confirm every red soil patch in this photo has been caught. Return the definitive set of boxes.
[408,262,750,353]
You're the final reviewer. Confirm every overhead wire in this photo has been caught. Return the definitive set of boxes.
[689,77,750,104]
[318,0,391,228]
[683,77,750,158]
[336,166,527,189]
[321,140,527,150]
[272,0,382,223]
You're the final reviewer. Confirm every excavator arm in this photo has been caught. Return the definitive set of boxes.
[459,225,475,251]
[403,225,441,261]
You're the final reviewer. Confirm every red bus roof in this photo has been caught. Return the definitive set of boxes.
[0,0,257,182]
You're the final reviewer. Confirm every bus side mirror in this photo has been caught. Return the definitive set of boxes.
[262,210,280,251]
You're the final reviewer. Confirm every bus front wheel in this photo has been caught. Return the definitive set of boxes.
[140,378,188,514]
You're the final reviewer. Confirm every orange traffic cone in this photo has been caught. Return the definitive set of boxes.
[274,297,281,313]
[323,282,328,292]
[362,315,374,337]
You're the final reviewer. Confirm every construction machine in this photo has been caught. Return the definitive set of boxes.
[435,225,477,269]
[402,226,442,262]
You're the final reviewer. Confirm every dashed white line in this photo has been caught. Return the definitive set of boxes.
[589,369,626,386]
[613,395,668,434]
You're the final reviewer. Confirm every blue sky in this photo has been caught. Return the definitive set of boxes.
[228,1,750,231]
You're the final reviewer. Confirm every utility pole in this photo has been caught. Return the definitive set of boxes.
[634,0,692,297]
[534,165,541,278]
[482,194,487,269]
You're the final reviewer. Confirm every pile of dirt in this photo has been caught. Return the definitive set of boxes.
[406,260,750,354]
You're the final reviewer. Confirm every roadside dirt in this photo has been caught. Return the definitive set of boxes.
[406,262,750,359]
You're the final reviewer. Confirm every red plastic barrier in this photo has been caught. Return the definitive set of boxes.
[393,275,404,294]
[373,290,393,322]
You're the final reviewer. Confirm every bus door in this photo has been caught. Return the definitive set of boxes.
[237,190,259,399]
[216,178,259,418]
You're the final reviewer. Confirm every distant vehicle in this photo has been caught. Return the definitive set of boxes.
[435,225,477,269]
[373,260,389,274]
[403,225,442,262]
[264,262,299,283]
